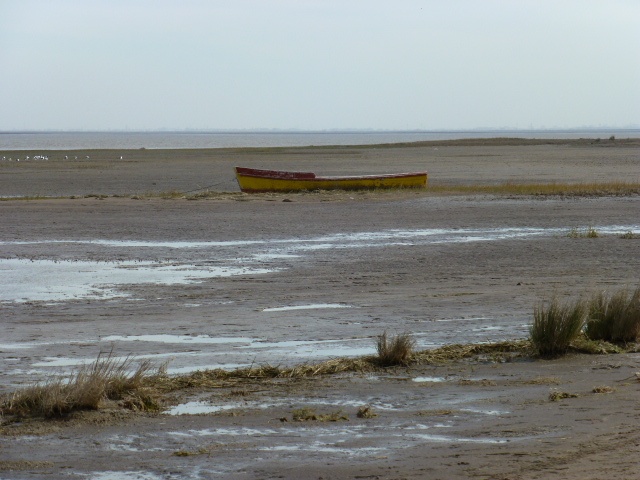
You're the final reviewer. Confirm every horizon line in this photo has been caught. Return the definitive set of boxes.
[2,126,639,134]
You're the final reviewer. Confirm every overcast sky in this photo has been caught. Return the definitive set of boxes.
[1,0,638,131]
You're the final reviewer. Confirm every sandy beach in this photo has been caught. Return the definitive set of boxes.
[1,139,640,479]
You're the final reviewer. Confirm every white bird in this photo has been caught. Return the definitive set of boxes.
[64,155,68,160]
[120,156,123,160]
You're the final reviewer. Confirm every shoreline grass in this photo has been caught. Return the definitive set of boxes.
[427,181,640,197]
[586,287,640,343]
[1,332,638,421]
[0,352,163,419]
[2,181,640,202]
[530,298,587,357]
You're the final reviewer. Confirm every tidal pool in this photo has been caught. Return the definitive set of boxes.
[0,259,277,302]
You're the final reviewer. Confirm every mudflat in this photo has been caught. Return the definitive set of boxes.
[1,139,639,479]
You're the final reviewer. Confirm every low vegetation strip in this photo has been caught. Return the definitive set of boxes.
[428,181,640,197]
[2,181,640,202]
[2,287,639,421]
[0,338,535,420]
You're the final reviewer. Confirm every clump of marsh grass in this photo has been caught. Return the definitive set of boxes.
[416,409,454,417]
[619,231,639,239]
[585,287,640,343]
[375,331,416,366]
[291,407,348,422]
[567,226,599,238]
[569,335,624,354]
[592,385,615,394]
[549,391,579,402]
[173,448,208,457]
[530,297,587,357]
[158,189,184,199]
[0,352,162,418]
[356,405,378,419]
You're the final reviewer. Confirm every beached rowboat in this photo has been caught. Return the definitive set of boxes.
[234,167,427,193]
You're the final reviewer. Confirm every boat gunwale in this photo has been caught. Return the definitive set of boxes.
[234,166,427,181]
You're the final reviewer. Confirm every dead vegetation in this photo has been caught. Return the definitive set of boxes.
[592,385,615,394]
[291,407,348,422]
[356,405,378,419]
[0,351,163,418]
[428,181,640,197]
[375,331,416,366]
[567,226,600,238]
[549,391,579,401]
[0,339,530,421]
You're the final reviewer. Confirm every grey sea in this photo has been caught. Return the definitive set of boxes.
[1,129,638,150]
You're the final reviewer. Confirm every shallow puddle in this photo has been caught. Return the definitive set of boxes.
[100,334,258,345]
[0,259,277,302]
[89,472,165,480]
[168,401,255,415]
[413,376,448,383]
[262,303,353,312]
[257,443,387,456]
[405,433,508,444]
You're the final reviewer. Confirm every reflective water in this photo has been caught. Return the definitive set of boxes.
[262,303,353,312]
[0,259,277,302]
[3,225,638,303]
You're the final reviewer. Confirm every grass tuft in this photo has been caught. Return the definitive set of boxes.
[567,226,599,238]
[291,407,348,422]
[585,287,640,343]
[0,352,162,418]
[356,405,378,419]
[375,331,416,366]
[530,298,587,357]
[592,385,615,394]
[549,391,579,401]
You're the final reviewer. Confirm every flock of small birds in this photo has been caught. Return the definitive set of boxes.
[1,155,50,162]
[1,155,125,161]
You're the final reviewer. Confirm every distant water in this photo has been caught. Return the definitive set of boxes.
[1,130,638,150]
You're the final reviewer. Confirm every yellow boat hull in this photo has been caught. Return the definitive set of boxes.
[235,167,427,193]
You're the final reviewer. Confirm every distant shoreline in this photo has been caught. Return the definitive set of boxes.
[2,137,640,154]
[2,130,639,151]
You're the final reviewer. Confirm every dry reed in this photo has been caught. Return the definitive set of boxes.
[0,351,161,418]
[376,331,416,366]
[428,181,640,197]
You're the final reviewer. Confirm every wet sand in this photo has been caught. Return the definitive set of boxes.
[1,140,640,479]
